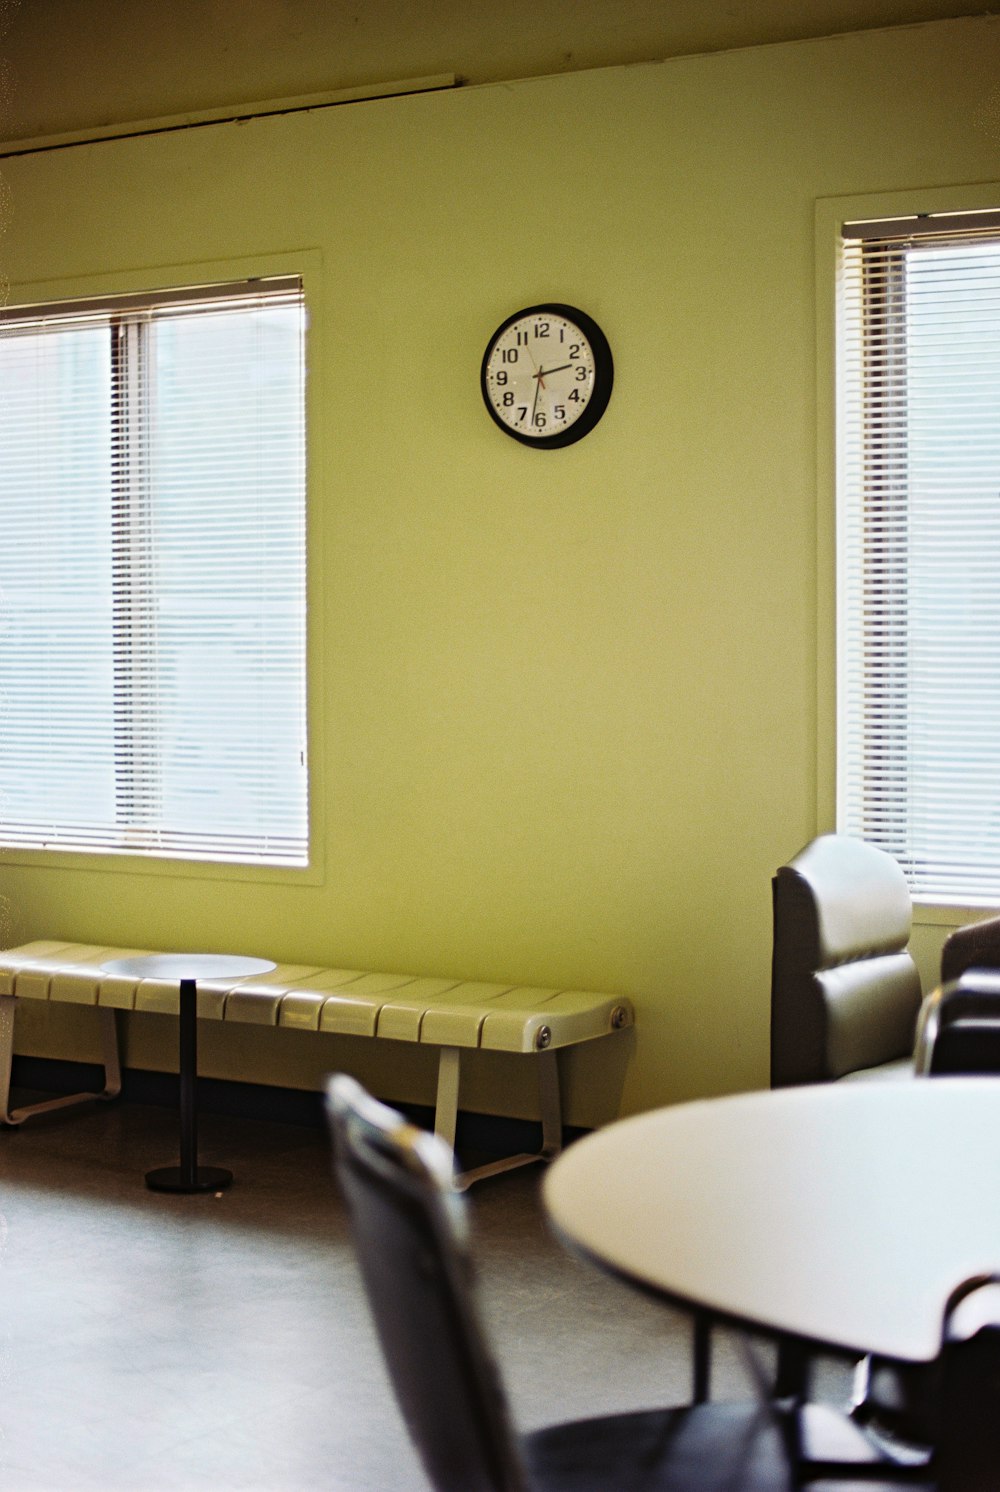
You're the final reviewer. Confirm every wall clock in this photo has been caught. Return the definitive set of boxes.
[480,303,613,448]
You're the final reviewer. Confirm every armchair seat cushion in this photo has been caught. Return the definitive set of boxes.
[839,1056,914,1082]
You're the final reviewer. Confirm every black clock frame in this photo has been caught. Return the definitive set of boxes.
[480,303,614,449]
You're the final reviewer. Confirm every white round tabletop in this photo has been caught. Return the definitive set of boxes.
[101,954,276,982]
[543,1077,1000,1365]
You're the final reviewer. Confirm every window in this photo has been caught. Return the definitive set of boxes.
[0,277,308,867]
[838,210,1000,903]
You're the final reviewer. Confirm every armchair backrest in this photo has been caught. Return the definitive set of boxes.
[771,834,922,1086]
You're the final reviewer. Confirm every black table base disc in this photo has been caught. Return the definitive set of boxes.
[145,1165,233,1194]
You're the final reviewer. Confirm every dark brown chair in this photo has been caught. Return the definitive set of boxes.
[940,916,1000,986]
[915,971,1000,1076]
[935,1277,1000,1492]
[853,1276,1000,1489]
[847,915,1000,1457]
[326,1074,907,1492]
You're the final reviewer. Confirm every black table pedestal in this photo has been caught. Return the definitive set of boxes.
[145,1164,233,1194]
[145,977,233,1195]
[101,953,275,1193]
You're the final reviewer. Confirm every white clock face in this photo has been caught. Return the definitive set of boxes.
[483,312,596,440]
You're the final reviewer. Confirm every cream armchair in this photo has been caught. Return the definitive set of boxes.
[770,834,922,1087]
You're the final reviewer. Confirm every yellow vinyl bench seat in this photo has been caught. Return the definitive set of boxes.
[0,940,634,1187]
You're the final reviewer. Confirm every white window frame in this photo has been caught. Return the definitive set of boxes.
[817,186,1000,915]
[0,269,316,876]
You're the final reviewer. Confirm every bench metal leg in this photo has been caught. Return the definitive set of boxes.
[434,1045,564,1190]
[434,1045,462,1151]
[0,997,122,1126]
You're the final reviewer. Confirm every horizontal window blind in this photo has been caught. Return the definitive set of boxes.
[838,211,1000,902]
[0,277,308,866]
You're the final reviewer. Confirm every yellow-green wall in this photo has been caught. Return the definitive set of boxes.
[2,17,998,1124]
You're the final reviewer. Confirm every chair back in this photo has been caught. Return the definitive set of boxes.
[771,834,922,1085]
[941,913,1000,984]
[936,1276,1000,1491]
[327,1074,529,1492]
[914,971,1000,1076]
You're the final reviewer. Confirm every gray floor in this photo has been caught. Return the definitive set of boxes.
[0,1093,853,1491]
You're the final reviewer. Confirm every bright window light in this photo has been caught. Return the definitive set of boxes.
[839,214,1000,903]
[0,277,309,867]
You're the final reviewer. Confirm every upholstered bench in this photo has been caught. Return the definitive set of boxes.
[0,940,634,1188]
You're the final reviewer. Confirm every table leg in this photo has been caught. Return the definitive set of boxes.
[692,1310,712,1403]
[773,1336,811,1398]
[145,978,233,1194]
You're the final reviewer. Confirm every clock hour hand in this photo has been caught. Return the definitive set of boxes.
[534,362,573,379]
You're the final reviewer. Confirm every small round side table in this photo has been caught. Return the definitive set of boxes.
[102,953,276,1194]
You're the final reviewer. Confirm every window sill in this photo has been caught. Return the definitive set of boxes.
[0,844,324,887]
[913,900,1000,929]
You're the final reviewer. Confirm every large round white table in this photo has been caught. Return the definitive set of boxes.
[543,1078,1000,1366]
